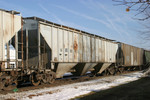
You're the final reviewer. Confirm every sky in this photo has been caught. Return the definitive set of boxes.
[0,0,149,49]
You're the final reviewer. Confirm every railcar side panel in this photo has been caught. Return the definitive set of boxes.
[95,38,99,62]
[58,28,63,62]
[78,33,83,62]
[87,36,91,62]
[73,32,79,62]
[69,31,73,62]
[91,37,96,62]
[0,10,21,61]
[98,39,102,62]
[82,35,86,62]
[119,43,143,66]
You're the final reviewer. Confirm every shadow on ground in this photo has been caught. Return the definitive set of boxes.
[74,77,150,100]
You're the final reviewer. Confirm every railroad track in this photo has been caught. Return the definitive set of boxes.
[0,70,139,94]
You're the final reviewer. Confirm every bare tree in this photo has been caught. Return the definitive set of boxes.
[113,0,150,49]
[113,0,150,20]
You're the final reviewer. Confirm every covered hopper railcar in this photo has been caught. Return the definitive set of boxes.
[116,43,144,71]
[22,17,118,78]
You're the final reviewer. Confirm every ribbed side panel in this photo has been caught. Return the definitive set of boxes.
[39,22,118,63]
[0,11,2,60]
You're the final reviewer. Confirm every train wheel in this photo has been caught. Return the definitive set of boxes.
[47,72,56,84]
[119,67,124,73]
[42,74,47,84]
[108,67,115,75]
[31,73,41,86]
[0,78,17,91]
[0,79,5,90]
[41,72,56,84]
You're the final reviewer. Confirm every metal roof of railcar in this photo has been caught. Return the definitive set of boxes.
[117,42,142,49]
[0,8,20,14]
[24,16,116,42]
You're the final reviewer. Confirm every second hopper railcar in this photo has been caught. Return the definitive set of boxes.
[116,43,144,71]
